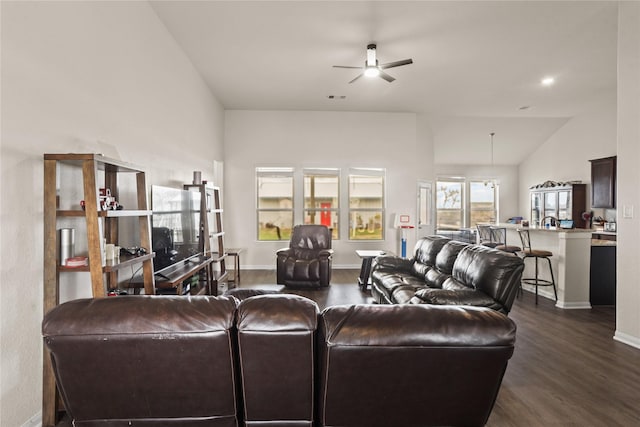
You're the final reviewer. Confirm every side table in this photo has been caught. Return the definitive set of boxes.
[355,250,387,290]
[226,248,244,286]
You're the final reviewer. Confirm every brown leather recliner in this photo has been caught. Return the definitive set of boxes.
[317,303,516,427]
[276,224,333,287]
[236,294,319,427]
[42,296,240,427]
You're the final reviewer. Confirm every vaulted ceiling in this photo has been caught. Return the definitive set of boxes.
[151,1,618,165]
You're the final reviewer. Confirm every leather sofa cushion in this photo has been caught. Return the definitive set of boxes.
[371,270,426,302]
[391,284,426,304]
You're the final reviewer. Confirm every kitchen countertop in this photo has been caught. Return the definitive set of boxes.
[492,223,593,233]
[591,239,617,247]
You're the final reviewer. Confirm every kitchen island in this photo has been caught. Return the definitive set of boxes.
[495,223,593,309]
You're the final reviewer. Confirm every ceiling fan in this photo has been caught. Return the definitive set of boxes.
[333,43,413,83]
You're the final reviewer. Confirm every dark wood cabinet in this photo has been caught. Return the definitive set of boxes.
[590,156,616,208]
[590,244,616,305]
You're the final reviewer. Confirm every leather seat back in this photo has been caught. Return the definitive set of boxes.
[317,304,516,427]
[236,294,319,427]
[424,240,469,287]
[411,235,450,277]
[452,245,525,313]
[42,296,240,427]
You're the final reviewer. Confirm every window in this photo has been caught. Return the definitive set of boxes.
[436,178,498,230]
[348,169,385,240]
[469,181,498,226]
[304,169,339,239]
[436,179,464,230]
[256,168,294,241]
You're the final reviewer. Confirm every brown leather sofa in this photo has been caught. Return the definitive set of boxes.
[43,294,516,427]
[371,235,525,314]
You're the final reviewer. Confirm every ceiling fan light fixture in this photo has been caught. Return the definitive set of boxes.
[364,66,380,77]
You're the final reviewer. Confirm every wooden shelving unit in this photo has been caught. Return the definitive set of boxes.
[184,183,228,295]
[42,153,156,426]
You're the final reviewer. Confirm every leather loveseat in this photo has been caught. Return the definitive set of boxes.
[371,235,525,314]
[43,294,516,427]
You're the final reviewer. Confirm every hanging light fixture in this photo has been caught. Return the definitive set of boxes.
[485,132,495,188]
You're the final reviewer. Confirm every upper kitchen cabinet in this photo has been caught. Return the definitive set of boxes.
[590,156,617,208]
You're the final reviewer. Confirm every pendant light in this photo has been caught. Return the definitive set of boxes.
[485,132,495,188]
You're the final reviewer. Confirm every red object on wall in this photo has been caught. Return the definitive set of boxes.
[320,203,331,227]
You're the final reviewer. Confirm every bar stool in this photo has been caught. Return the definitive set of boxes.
[491,227,521,254]
[517,229,558,304]
[477,224,499,248]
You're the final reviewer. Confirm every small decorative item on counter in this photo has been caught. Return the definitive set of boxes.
[521,220,529,227]
[581,211,594,229]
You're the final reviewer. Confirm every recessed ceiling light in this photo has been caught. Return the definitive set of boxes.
[541,77,555,86]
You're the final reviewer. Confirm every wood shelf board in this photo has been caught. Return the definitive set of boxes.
[132,257,213,288]
[103,210,152,218]
[57,253,155,273]
[44,153,145,173]
[56,209,152,218]
[104,253,155,272]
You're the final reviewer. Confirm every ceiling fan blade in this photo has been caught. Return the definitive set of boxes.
[333,65,363,69]
[349,73,364,84]
[379,59,413,69]
[378,70,396,83]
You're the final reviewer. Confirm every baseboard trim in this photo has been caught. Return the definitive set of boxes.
[614,331,640,350]
[243,264,361,270]
[555,301,592,309]
[22,411,41,427]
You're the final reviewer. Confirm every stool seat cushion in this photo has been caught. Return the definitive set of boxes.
[495,245,521,253]
[522,249,553,257]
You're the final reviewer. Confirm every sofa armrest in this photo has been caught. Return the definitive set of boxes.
[318,249,334,260]
[410,288,504,312]
[373,255,413,273]
[276,247,292,256]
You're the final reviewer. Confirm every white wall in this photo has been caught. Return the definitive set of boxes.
[615,1,640,349]
[0,2,225,425]
[224,110,422,268]
[518,97,617,220]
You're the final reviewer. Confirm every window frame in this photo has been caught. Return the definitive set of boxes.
[303,168,340,239]
[435,177,465,231]
[256,167,294,241]
[348,168,386,241]
[436,177,499,229]
[468,180,499,227]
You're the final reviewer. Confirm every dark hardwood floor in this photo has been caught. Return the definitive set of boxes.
[232,269,640,426]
